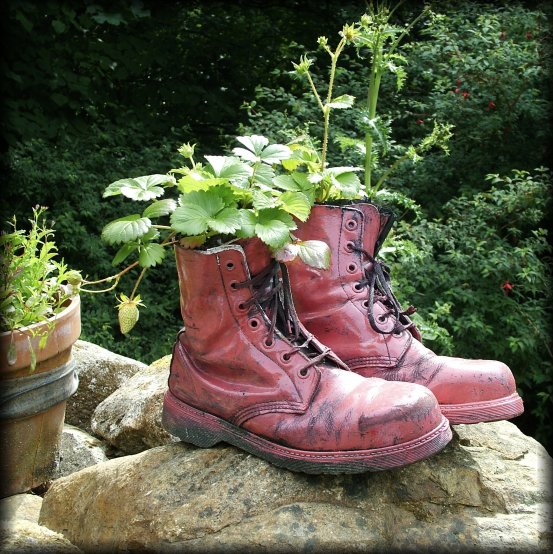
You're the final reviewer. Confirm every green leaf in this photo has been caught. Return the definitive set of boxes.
[143,199,177,218]
[297,240,331,269]
[272,175,301,192]
[255,220,292,249]
[103,175,175,201]
[177,171,228,194]
[237,210,257,238]
[171,189,234,236]
[331,171,362,198]
[171,204,211,235]
[326,94,355,109]
[279,191,312,222]
[258,143,292,164]
[234,135,269,156]
[204,156,253,180]
[251,163,275,186]
[233,135,291,164]
[207,207,242,234]
[180,190,225,214]
[138,243,166,267]
[112,243,138,266]
[253,191,278,210]
[254,209,296,248]
[101,215,152,244]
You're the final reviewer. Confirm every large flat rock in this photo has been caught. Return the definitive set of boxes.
[38,421,552,552]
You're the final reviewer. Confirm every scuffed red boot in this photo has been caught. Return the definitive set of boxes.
[161,239,452,473]
[287,203,524,425]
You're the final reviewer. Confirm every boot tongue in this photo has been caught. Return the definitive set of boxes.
[238,238,273,276]
[355,204,382,257]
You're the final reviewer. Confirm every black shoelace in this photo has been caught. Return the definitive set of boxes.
[235,260,347,373]
[352,245,416,335]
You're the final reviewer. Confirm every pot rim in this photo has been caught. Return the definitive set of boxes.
[0,295,81,373]
[0,294,81,338]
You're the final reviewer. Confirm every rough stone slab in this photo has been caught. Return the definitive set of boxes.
[38,421,553,553]
[57,424,109,478]
[66,340,147,433]
[0,494,42,524]
[0,494,82,553]
[0,519,83,553]
[91,355,178,455]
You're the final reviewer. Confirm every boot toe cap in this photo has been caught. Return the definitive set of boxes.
[430,357,517,404]
[356,380,444,449]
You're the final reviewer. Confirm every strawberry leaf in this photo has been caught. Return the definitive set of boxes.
[207,207,242,234]
[102,215,152,244]
[142,199,177,218]
[112,243,138,266]
[103,175,175,201]
[254,209,296,248]
[138,243,166,267]
[204,156,253,181]
[279,191,311,222]
[297,240,331,269]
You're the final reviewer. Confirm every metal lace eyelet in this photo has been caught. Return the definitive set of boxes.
[377,314,387,323]
[353,282,363,292]
[226,261,235,271]
[347,263,357,273]
[298,367,310,378]
[345,219,358,230]
[237,302,248,312]
[248,318,260,329]
[264,337,274,348]
[362,300,369,308]
[229,281,238,290]
[345,241,355,252]
[281,352,292,363]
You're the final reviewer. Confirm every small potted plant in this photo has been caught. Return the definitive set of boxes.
[0,206,82,497]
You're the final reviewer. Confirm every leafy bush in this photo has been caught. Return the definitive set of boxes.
[385,168,552,448]
[239,1,551,214]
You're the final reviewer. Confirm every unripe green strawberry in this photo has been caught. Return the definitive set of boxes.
[116,294,145,335]
[65,270,82,286]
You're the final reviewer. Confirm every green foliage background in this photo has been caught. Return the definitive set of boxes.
[1,1,551,449]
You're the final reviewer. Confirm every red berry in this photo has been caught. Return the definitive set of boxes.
[526,31,533,39]
[462,91,469,99]
[454,87,460,94]
[488,101,496,109]
[456,79,461,86]
[502,281,513,295]
[416,119,424,125]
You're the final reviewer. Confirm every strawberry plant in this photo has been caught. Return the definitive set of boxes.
[84,134,364,332]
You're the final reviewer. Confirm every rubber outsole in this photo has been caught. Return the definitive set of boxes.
[161,390,453,474]
[440,392,524,424]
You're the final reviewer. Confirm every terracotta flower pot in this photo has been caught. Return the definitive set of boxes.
[0,296,81,498]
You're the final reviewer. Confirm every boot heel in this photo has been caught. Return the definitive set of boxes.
[162,392,222,448]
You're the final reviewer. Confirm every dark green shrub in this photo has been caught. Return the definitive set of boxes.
[386,168,552,448]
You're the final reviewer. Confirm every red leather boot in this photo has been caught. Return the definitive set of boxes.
[287,203,524,425]
[161,239,452,473]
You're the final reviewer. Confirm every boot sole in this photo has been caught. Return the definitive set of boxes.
[440,392,524,424]
[161,390,452,474]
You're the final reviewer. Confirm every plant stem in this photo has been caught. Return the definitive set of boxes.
[81,261,139,291]
[364,31,383,192]
[321,38,346,171]
[130,266,147,300]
